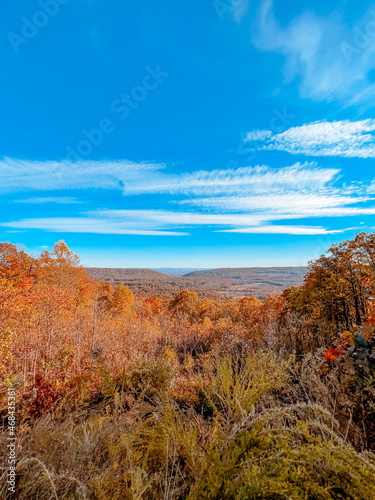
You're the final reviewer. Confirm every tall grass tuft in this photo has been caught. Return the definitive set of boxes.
[1,351,375,499]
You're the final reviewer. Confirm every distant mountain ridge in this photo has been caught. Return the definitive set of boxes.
[183,267,307,279]
[153,268,210,276]
[84,266,307,300]
[85,268,170,281]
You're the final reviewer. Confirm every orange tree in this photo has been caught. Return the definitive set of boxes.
[284,233,375,333]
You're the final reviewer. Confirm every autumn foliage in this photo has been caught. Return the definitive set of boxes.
[1,236,375,498]
[0,241,285,418]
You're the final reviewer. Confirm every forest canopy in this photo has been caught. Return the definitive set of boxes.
[1,235,375,499]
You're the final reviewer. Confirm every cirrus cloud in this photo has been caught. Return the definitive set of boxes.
[244,119,375,158]
[1,157,374,237]
[253,0,375,107]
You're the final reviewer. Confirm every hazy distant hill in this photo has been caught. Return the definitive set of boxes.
[153,268,210,276]
[184,267,307,280]
[84,266,307,300]
[85,268,170,282]
[181,267,307,299]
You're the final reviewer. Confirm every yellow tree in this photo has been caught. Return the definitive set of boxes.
[110,284,134,315]
[0,243,34,284]
[239,296,262,326]
[36,241,87,289]
[169,290,201,319]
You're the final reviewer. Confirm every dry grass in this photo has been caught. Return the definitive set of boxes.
[1,350,375,499]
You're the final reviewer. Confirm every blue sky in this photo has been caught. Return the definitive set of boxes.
[2,0,375,267]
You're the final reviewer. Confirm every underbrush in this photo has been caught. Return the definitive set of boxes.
[2,238,375,498]
[1,350,375,499]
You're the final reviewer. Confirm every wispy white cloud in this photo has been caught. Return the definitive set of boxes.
[1,158,374,237]
[0,213,351,236]
[86,209,266,227]
[14,197,82,204]
[123,162,339,195]
[218,225,347,235]
[245,130,272,142]
[254,0,375,106]
[0,157,341,198]
[0,217,188,236]
[166,161,375,232]
[0,157,165,194]
[244,120,375,158]
[6,199,368,236]
[173,162,375,227]
[179,193,372,214]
